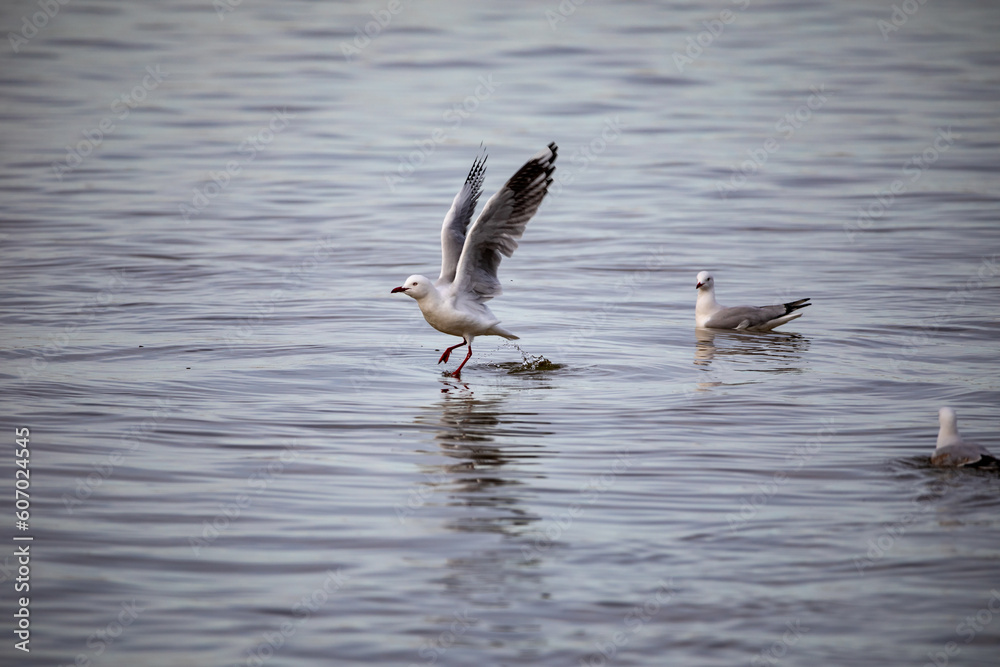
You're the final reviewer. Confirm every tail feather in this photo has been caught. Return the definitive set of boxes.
[490,324,519,340]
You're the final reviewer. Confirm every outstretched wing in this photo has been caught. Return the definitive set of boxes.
[452,142,557,303]
[438,150,487,286]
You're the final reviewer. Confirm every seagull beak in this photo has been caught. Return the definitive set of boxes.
[695,282,703,289]
[390,286,408,293]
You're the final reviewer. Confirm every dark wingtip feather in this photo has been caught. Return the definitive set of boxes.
[504,143,558,203]
[967,454,999,469]
[535,142,558,192]
[466,151,487,186]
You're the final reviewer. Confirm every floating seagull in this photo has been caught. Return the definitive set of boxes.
[694,271,810,331]
[392,143,557,377]
[931,407,997,468]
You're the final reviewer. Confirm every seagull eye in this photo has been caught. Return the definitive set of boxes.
[412,282,418,286]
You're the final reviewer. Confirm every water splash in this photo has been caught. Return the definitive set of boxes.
[491,342,563,374]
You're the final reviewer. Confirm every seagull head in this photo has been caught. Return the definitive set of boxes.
[695,271,714,290]
[391,275,433,300]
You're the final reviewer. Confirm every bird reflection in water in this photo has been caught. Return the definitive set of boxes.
[412,379,549,534]
[409,379,553,622]
[694,327,810,371]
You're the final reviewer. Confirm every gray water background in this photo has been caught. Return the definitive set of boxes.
[1,1,999,665]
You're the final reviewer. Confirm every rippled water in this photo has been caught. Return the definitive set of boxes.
[2,1,999,665]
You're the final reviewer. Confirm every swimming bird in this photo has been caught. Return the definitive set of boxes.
[931,407,997,467]
[694,271,810,331]
[392,143,557,377]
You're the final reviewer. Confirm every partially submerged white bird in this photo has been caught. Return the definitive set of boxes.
[931,407,997,468]
[392,143,557,377]
[694,271,810,331]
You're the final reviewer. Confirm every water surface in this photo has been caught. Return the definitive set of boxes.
[2,1,999,665]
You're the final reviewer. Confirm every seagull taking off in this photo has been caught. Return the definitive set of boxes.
[694,271,810,331]
[392,143,557,377]
[931,407,997,467]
